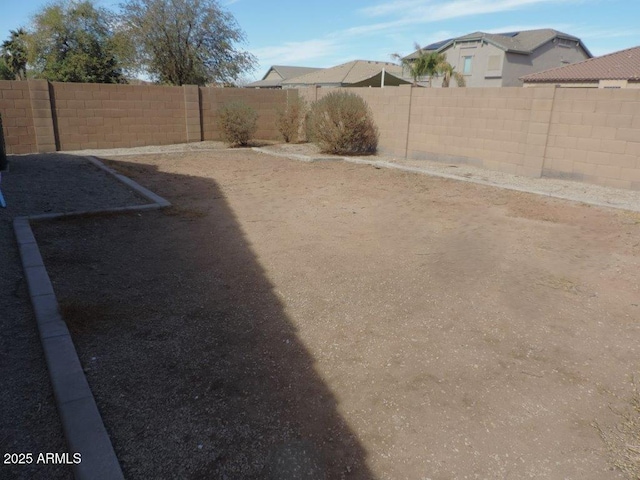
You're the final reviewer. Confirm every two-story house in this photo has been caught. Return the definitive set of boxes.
[404,29,592,87]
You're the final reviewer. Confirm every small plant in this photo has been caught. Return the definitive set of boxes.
[307,91,378,155]
[217,101,258,147]
[276,95,306,143]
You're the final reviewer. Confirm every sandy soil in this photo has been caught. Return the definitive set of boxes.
[33,149,640,479]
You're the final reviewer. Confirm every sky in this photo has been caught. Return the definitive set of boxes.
[1,0,639,81]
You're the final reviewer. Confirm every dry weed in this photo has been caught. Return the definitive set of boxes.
[594,378,640,479]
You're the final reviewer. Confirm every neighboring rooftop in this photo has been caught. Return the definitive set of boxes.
[282,60,409,87]
[405,29,591,59]
[521,45,640,83]
[246,65,323,88]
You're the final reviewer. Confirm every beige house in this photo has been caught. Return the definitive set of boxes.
[246,65,323,88]
[521,45,640,88]
[404,29,592,87]
[281,60,410,88]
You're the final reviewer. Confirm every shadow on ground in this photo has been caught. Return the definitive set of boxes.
[33,157,375,479]
[0,152,150,480]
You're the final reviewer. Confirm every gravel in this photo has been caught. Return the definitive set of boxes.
[0,153,147,480]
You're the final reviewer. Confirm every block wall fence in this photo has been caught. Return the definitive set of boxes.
[1,80,639,190]
[299,85,640,190]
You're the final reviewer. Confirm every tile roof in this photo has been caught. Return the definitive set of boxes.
[404,29,590,59]
[521,46,640,82]
[282,60,405,86]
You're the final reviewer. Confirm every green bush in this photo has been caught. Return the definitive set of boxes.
[276,95,306,143]
[307,91,379,155]
[0,113,6,171]
[217,101,258,147]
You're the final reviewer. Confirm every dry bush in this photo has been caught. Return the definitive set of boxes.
[307,91,379,155]
[276,95,306,143]
[594,379,640,479]
[217,101,258,147]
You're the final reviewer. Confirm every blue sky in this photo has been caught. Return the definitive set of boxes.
[2,0,639,80]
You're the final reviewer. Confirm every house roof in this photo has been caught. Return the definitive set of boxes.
[521,46,640,82]
[282,60,406,86]
[404,29,591,59]
[246,65,323,88]
[268,65,322,80]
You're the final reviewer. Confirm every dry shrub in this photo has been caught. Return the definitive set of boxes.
[217,101,258,147]
[594,379,640,479]
[276,95,306,143]
[307,91,378,155]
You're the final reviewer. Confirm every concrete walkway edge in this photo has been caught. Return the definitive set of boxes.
[13,156,172,480]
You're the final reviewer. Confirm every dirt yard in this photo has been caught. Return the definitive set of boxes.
[33,149,640,479]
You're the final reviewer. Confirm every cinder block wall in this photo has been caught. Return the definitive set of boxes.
[51,83,188,150]
[404,87,555,178]
[544,88,640,190]
[310,86,638,190]
[312,86,413,157]
[1,80,638,191]
[201,87,288,141]
[0,81,37,154]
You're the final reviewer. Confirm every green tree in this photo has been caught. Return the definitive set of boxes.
[1,29,28,80]
[0,59,14,80]
[393,44,445,86]
[438,62,466,88]
[27,1,127,83]
[119,0,256,85]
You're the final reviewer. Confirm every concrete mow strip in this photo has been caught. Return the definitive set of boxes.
[18,241,45,268]
[87,156,171,207]
[59,397,127,480]
[12,155,172,480]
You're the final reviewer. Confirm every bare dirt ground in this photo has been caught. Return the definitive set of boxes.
[32,148,640,479]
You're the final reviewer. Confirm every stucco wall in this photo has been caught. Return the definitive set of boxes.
[440,41,505,88]
[503,40,590,87]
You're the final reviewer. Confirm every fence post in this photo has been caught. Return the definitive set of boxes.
[0,113,7,170]
[518,86,556,178]
[183,85,202,143]
[28,80,57,152]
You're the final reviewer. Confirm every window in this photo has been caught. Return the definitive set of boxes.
[558,38,573,48]
[463,56,473,75]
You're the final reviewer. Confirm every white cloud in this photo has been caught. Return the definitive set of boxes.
[572,26,640,40]
[483,24,573,34]
[354,0,579,34]
[251,39,341,66]
[361,0,577,20]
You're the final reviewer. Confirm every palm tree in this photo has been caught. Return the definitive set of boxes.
[1,29,28,80]
[438,62,466,88]
[392,44,447,87]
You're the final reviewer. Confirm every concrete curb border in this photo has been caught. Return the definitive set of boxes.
[13,156,172,480]
[252,148,640,214]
